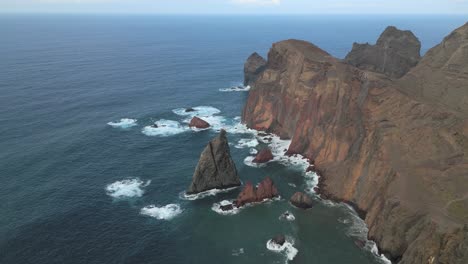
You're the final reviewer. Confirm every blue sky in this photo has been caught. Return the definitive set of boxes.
[2,0,468,14]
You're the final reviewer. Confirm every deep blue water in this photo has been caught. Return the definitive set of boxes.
[0,14,466,264]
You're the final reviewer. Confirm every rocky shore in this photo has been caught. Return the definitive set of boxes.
[242,23,468,263]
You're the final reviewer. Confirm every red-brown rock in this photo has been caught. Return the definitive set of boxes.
[256,176,279,200]
[252,148,273,163]
[234,177,279,207]
[189,116,210,129]
[290,192,314,209]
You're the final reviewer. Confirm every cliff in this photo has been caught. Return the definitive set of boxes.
[242,24,468,263]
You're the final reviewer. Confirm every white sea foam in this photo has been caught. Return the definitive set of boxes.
[140,204,182,220]
[219,85,251,92]
[107,118,137,129]
[243,155,267,168]
[172,106,221,117]
[235,138,259,149]
[179,186,239,201]
[266,238,298,262]
[288,183,297,188]
[279,211,296,221]
[142,119,187,136]
[105,178,150,198]
[249,148,258,155]
[211,200,240,215]
[231,248,245,256]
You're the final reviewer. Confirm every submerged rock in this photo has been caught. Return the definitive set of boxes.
[220,204,234,211]
[290,192,313,209]
[253,148,273,163]
[234,177,278,207]
[345,26,421,78]
[187,129,241,194]
[185,107,195,112]
[244,52,266,86]
[189,116,210,129]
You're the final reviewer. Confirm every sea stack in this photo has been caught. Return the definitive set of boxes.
[234,177,279,207]
[189,116,210,129]
[253,148,274,163]
[345,26,421,78]
[187,129,241,194]
[244,52,266,86]
[290,192,314,209]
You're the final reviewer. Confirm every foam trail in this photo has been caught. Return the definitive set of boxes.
[172,106,221,117]
[219,85,250,92]
[107,118,137,128]
[140,204,182,220]
[142,119,187,136]
[105,178,150,198]
[179,186,239,201]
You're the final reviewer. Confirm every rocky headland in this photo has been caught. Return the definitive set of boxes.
[242,23,468,263]
[187,129,241,194]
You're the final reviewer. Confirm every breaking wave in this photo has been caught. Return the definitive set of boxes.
[172,106,221,117]
[140,204,183,220]
[105,178,151,199]
[235,138,259,149]
[219,85,250,92]
[142,119,187,136]
[266,237,298,263]
[107,118,137,129]
[179,186,239,201]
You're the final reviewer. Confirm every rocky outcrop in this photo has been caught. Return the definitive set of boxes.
[187,129,241,194]
[244,52,267,86]
[189,116,210,129]
[243,24,468,263]
[345,26,421,78]
[253,148,273,163]
[271,235,286,246]
[234,177,279,207]
[290,192,314,209]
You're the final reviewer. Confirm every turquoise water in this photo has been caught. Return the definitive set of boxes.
[0,15,466,264]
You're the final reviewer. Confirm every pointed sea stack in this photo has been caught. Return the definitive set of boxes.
[187,129,241,194]
[253,148,273,163]
[290,192,314,209]
[234,176,279,207]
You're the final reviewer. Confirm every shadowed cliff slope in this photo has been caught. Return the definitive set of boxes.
[242,24,468,264]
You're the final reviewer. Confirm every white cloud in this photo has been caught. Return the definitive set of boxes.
[231,0,280,6]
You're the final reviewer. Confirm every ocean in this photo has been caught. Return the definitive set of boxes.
[0,14,466,264]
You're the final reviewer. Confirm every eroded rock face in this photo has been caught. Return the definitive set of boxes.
[242,25,468,263]
[189,116,210,129]
[244,52,267,86]
[399,22,468,114]
[345,26,421,78]
[253,148,273,163]
[234,177,279,207]
[187,129,241,194]
[290,192,313,209]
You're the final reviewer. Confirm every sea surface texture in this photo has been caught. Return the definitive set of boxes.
[0,15,465,264]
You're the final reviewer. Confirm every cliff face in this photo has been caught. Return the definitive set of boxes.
[345,26,421,78]
[242,25,468,263]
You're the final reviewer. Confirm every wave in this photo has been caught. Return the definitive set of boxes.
[211,200,241,215]
[249,148,258,155]
[179,186,239,201]
[212,197,281,216]
[266,237,298,263]
[141,119,188,136]
[105,178,151,199]
[243,155,267,168]
[140,204,182,220]
[279,211,296,221]
[172,106,221,117]
[219,85,250,92]
[107,118,137,129]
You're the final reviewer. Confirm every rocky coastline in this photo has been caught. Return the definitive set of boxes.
[242,23,468,263]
